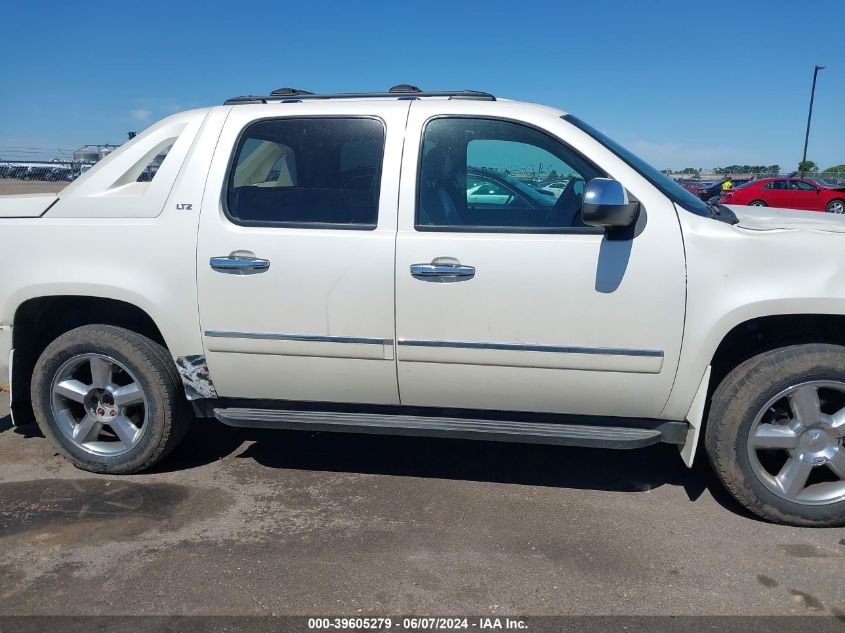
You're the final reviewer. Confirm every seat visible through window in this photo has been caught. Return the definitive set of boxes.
[227,118,385,228]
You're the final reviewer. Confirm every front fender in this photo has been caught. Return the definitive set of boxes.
[663,210,845,420]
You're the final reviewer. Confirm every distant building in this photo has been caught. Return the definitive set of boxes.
[72,144,120,164]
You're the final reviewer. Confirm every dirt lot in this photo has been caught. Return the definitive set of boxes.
[0,393,843,617]
[0,179,68,195]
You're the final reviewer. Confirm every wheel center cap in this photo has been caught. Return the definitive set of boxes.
[806,428,828,449]
[94,403,118,421]
[85,389,119,422]
[798,426,836,463]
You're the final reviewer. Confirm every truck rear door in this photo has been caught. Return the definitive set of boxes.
[196,101,409,404]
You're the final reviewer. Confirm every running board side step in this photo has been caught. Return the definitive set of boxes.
[213,408,687,449]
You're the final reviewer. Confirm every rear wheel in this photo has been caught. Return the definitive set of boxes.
[826,199,845,214]
[31,325,190,474]
[706,344,845,526]
[749,200,767,207]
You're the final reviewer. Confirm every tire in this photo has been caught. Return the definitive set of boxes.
[749,200,767,207]
[826,198,845,214]
[706,344,845,527]
[31,325,190,474]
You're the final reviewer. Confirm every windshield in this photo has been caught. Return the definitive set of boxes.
[562,114,711,217]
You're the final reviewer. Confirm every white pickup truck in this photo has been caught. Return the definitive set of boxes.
[1,86,844,526]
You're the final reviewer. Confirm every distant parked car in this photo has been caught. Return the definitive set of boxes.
[697,179,752,202]
[466,181,513,206]
[465,169,557,210]
[20,166,39,180]
[681,180,705,194]
[719,177,845,214]
[806,177,841,188]
[45,167,76,182]
[137,166,159,182]
[7,165,29,179]
[540,180,570,198]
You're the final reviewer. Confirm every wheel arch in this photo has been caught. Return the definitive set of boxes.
[672,313,845,467]
[10,295,170,422]
[708,314,845,397]
[826,197,845,212]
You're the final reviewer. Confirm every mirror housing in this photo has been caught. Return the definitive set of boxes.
[581,178,639,229]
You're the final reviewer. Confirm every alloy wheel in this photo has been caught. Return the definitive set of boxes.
[747,381,845,505]
[50,353,149,456]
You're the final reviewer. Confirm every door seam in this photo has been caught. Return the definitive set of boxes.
[393,101,413,404]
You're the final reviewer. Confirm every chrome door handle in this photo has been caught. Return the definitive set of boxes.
[210,251,270,274]
[410,262,475,282]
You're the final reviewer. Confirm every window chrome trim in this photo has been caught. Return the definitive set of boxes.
[205,330,393,346]
[397,339,663,358]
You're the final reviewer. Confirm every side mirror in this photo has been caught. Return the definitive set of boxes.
[581,178,639,229]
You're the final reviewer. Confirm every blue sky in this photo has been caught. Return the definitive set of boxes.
[1,0,842,171]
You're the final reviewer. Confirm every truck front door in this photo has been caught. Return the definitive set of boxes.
[393,101,687,418]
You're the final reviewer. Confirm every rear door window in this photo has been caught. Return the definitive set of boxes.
[227,117,385,229]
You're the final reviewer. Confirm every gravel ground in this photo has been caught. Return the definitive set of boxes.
[0,393,843,617]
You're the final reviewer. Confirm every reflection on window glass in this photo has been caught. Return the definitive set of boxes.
[417,118,601,231]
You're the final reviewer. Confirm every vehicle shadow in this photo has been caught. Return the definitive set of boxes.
[159,416,755,520]
[0,409,755,521]
[0,411,41,439]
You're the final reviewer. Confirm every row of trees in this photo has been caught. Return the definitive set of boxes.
[668,165,781,176]
[667,162,845,176]
[798,161,845,176]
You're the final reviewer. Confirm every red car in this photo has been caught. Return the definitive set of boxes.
[719,177,845,213]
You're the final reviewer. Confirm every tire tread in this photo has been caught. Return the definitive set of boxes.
[31,324,190,474]
[705,343,845,527]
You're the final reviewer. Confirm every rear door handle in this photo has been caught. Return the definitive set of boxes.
[410,261,475,282]
[210,251,270,274]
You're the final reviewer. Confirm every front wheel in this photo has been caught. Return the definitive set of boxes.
[706,344,845,526]
[749,200,767,207]
[31,325,190,474]
[826,199,845,214]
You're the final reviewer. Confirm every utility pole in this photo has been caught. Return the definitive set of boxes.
[800,65,825,176]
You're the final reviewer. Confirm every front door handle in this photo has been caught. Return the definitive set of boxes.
[210,251,270,274]
[410,259,475,282]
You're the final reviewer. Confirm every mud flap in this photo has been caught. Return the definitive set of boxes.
[680,366,711,467]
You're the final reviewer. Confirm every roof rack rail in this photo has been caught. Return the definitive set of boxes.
[224,85,495,105]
